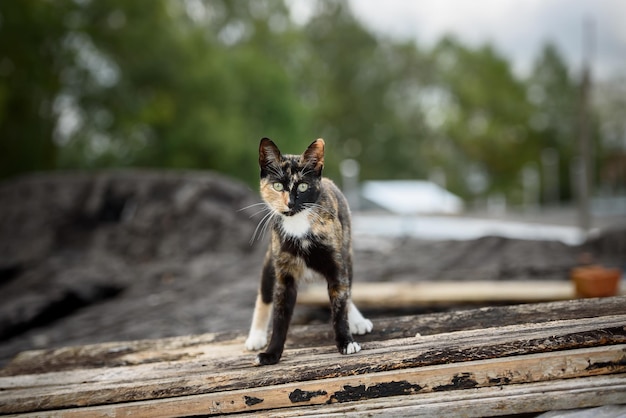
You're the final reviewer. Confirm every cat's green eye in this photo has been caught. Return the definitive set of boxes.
[272,182,284,192]
[297,183,309,192]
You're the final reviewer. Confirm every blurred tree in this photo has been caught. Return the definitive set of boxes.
[300,0,433,181]
[0,1,70,179]
[0,0,616,208]
[426,36,537,203]
[526,43,579,202]
[0,0,310,185]
[594,75,626,194]
[57,0,310,184]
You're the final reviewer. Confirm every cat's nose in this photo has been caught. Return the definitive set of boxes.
[287,194,296,209]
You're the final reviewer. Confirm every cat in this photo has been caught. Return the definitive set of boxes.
[245,137,373,365]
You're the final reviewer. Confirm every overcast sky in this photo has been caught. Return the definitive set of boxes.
[342,0,626,81]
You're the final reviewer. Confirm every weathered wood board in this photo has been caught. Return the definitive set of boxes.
[241,375,626,418]
[1,296,625,417]
[298,280,624,308]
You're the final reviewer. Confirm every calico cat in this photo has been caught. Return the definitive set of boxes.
[245,137,373,365]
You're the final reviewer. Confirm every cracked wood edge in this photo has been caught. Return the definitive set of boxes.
[1,314,625,414]
[7,346,626,417]
[4,296,626,376]
[244,374,626,418]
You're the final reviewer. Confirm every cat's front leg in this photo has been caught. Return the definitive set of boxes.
[245,294,272,351]
[328,284,361,355]
[256,275,297,365]
[246,258,275,351]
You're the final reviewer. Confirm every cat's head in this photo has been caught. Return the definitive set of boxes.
[258,138,324,216]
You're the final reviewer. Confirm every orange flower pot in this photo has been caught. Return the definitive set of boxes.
[571,265,621,298]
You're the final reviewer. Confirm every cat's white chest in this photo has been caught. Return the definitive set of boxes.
[280,209,311,238]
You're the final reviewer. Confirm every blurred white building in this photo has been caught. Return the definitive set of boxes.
[361,180,464,215]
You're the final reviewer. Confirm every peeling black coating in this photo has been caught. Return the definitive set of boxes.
[289,388,328,403]
[488,376,511,385]
[329,380,422,403]
[244,395,264,406]
[585,355,626,371]
[433,372,478,391]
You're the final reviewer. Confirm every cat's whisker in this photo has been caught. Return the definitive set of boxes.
[238,202,267,212]
[267,165,284,179]
[250,215,269,244]
[302,210,323,227]
[303,205,322,217]
[304,202,332,216]
[249,206,271,218]
[250,210,275,244]
[299,168,313,177]
[259,211,279,242]
[304,202,322,209]
[237,202,267,218]
[239,202,272,220]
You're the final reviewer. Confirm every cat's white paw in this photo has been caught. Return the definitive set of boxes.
[348,302,373,335]
[342,341,361,355]
[349,317,373,335]
[245,330,267,351]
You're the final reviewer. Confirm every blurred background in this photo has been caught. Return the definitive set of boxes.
[2,0,625,217]
[1,0,625,366]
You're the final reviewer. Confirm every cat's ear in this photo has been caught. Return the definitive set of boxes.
[302,138,325,175]
[259,138,282,174]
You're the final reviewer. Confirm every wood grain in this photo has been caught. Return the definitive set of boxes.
[299,280,580,307]
[1,296,625,416]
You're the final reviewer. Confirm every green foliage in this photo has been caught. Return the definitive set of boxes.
[424,37,538,201]
[0,0,308,185]
[0,0,69,179]
[300,0,433,181]
[0,0,617,205]
[526,43,579,201]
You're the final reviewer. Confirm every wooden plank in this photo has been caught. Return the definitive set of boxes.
[6,347,626,417]
[298,280,579,308]
[1,314,625,414]
[4,296,625,376]
[244,374,626,418]
[0,330,243,376]
[3,314,626,391]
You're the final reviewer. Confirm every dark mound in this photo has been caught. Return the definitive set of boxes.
[0,170,623,367]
